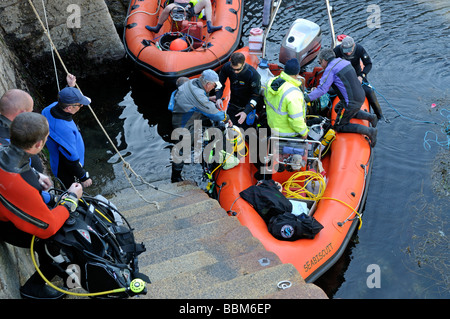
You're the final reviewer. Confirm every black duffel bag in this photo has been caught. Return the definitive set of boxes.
[268,212,324,241]
[239,180,292,223]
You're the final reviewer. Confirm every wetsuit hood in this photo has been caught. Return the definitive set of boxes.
[0,144,32,174]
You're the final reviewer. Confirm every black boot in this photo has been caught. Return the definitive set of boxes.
[337,123,377,147]
[363,84,384,120]
[368,127,377,147]
[207,21,222,33]
[171,162,184,183]
[20,272,66,300]
[370,113,378,128]
[146,23,162,33]
[354,110,378,128]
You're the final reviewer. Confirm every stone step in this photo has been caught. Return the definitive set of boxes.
[122,188,212,220]
[127,198,222,232]
[136,215,240,254]
[132,207,227,241]
[110,181,200,212]
[141,249,282,299]
[137,224,261,268]
[185,263,305,299]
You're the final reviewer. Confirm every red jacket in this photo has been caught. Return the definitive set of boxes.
[0,145,69,239]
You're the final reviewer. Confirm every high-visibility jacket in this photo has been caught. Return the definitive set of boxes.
[264,71,309,137]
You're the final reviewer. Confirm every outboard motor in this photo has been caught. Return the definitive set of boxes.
[279,19,322,68]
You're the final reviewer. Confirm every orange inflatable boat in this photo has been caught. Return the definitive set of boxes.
[211,48,374,282]
[123,0,245,86]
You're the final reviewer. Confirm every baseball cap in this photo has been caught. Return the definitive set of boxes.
[341,36,355,53]
[202,69,222,90]
[58,87,91,105]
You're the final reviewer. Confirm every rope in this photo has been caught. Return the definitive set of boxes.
[27,0,183,206]
[281,170,363,229]
[365,83,450,150]
[40,0,60,93]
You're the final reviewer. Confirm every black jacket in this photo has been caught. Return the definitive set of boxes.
[334,44,372,79]
[216,62,261,114]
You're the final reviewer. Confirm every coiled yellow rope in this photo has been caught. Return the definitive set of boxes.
[281,170,363,229]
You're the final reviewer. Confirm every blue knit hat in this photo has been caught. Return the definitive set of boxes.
[284,58,300,76]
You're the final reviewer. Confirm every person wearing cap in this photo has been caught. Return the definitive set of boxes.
[334,36,384,121]
[41,75,93,188]
[305,48,378,147]
[170,69,230,182]
[215,52,261,129]
[264,58,309,138]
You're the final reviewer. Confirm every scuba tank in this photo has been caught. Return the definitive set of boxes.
[313,128,336,157]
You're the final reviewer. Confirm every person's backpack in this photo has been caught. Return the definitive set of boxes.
[239,180,292,223]
[45,194,149,298]
[268,212,324,241]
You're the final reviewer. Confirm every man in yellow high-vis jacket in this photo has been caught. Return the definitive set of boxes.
[264,58,309,138]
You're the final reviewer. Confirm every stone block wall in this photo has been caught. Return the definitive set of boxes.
[0,0,126,93]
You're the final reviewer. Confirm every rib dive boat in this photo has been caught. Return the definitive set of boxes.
[207,0,375,282]
[123,0,245,86]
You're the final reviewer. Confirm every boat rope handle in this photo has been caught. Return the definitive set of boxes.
[125,0,162,20]
[27,0,183,205]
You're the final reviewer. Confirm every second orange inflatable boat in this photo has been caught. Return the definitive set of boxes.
[123,0,245,86]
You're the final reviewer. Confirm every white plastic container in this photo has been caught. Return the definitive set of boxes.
[249,28,264,55]
[308,124,324,141]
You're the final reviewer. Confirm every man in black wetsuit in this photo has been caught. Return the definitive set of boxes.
[215,52,261,130]
[334,36,385,121]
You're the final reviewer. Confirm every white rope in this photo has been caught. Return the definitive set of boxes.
[41,0,60,92]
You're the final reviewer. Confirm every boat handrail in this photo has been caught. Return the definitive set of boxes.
[266,136,323,167]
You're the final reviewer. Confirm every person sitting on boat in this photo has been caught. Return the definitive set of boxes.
[146,0,222,34]
[41,76,93,189]
[264,58,309,139]
[0,112,83,299]
[334,35,384,122]
[215,52,261,130]
[170,69,230,182]
[305,48,378,147]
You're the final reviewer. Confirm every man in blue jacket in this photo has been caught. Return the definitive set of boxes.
[42,82,93,188]
[305,48,378,147]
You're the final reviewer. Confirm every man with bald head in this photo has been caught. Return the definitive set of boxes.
[0,89,34,138]
[0,89,44,172]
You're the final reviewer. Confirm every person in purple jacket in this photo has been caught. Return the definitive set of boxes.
[305,48,378,147]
